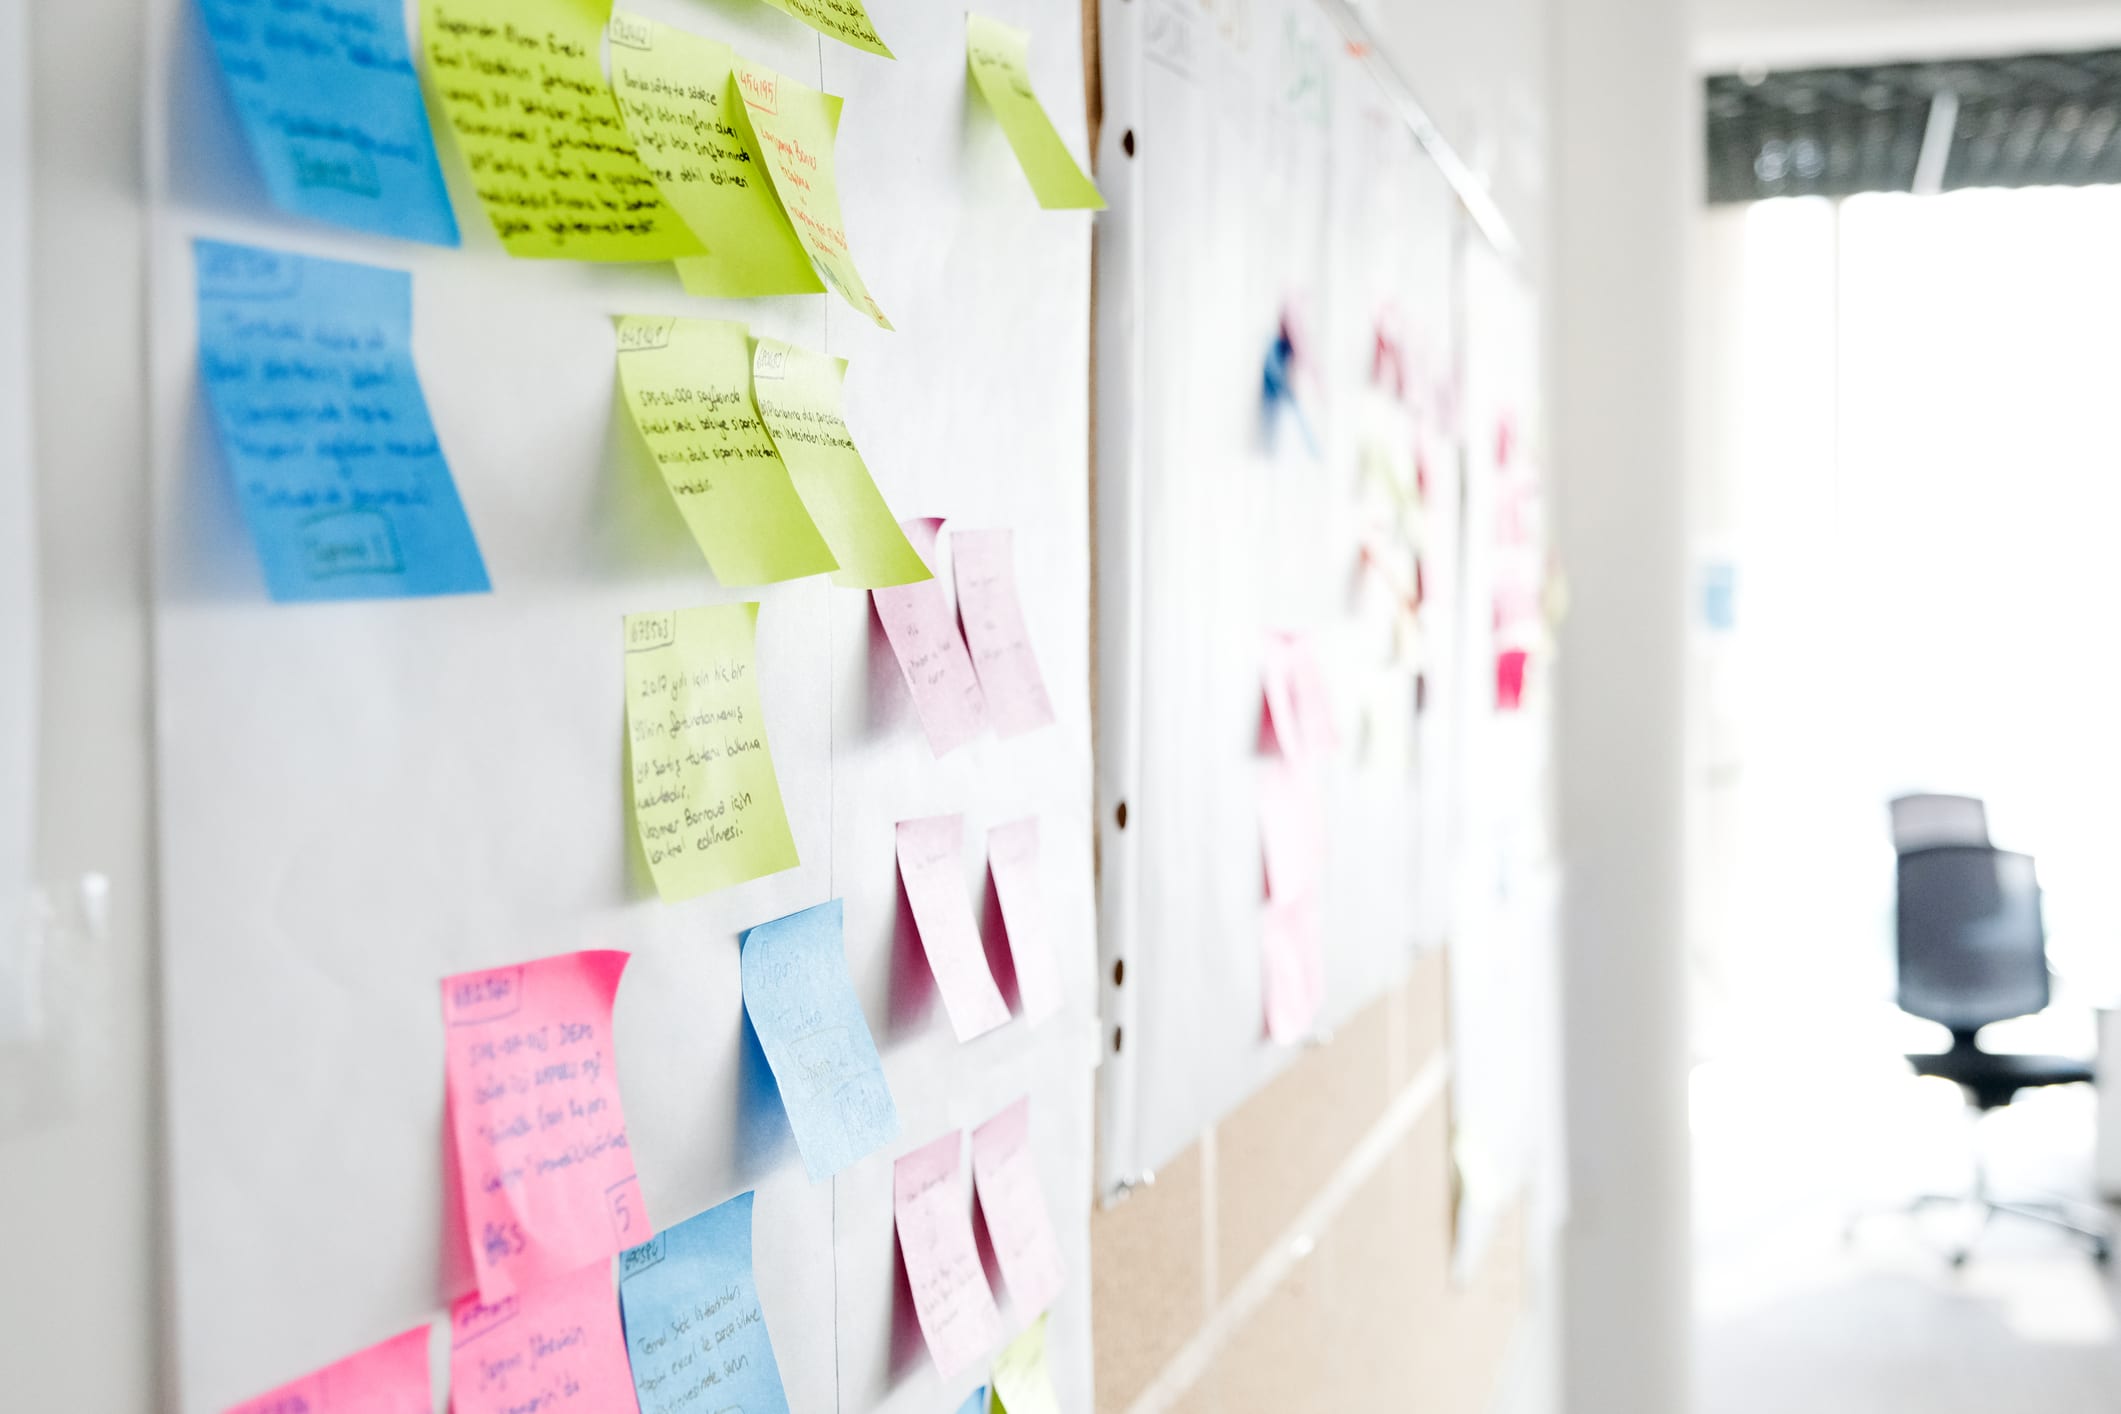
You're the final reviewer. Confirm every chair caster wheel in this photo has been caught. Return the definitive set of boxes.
[2094,1241,2111,1266]
[1950,1249,1970,1269]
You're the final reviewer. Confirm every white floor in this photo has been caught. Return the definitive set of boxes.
[1692,1040,2121,1414]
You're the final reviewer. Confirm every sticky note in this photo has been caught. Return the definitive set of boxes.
[624,604,800,902]
[897,814,1010,1043]
[603,16,823,298]
[198,0,459,245]
[1257,759,1325,902]
[618,1192,791,1414]
[193,240,488,602]
[965,15,1104,211]
[614,316,836,585]
[755,0,894,59]
[873,518,987,757]
[441,950,645,1301]
[952,530,1056,738]
[958,1390,990,1414]
[420,0,701,259]
[1261,899,1323,1044]
[970,1098,1065,1317]
[730,61,891,328]
[741,899,901,1181]
[986,818,1062,1025]
[991,1315,1061,1414]
[752,339,930,588]
[448,1261,637,1414]
[1261,633,1338,757]
[223,1324,431,1414]
[894,1131,1004,1379]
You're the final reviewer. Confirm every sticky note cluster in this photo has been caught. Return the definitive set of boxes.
[193,239,488,602]
[1257,633,1333,1043]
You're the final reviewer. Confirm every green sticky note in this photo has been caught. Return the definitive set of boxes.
[991,1315,1061,1414]
[755,0,893,58]
[606,14,824,298]
[624,603,800,902]
[751,338,930,590]
[615,316,838,585]
[966,14,1105,211]
[421,0,704,259]
[731,60,892,330]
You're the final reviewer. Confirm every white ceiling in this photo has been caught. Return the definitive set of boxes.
[1695,0,2121,73]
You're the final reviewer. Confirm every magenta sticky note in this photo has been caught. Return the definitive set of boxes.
[447,1260,637,1414]
[970,1097,1066,1317]
[897,814,1010,1042]
[223,1324,431,1414]
[441,951,646,1303]
[1262,899,1324,1044]
[1260,633,1338,759]
[987,817,1063,1026]
[873,518,988,756]
[894,1130,1004,1379]
[1257,760,1325,902]
[952,529,1055,738]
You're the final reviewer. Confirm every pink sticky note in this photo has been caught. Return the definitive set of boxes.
[952,529,1055,738]
[894,1130,1004,1378]
[1257,760,1325,902]
[970,1097,1066,1317]
[223,1324,431,1414]
[897,814,1011,1042]
[1262,899,1324,1044]
[987,817,1063,1026]
[448,1261,636,1414]
[441,951,645,1303]
[874,518,989,756]
[1261,633,1339,758]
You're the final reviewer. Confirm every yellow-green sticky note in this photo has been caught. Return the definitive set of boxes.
[624,603,799,902]
[966,14,1105,211]
[755,0,893,58]
[421,0,704,259]
[991,1314,1061,1414]
[615,316,838,585]
[751,337,929,589]
[731,60,892,330]
[606,14,824,298]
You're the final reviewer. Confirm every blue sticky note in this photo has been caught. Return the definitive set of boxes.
[619,1192,791,1414]
[959,1387,991,1414]
[740,900,901,1182]
[198,0,460,246]
[194,239,489,602]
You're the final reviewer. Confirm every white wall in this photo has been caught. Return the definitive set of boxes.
[0,3,161,1412]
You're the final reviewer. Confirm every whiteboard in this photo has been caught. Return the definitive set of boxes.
[1093,0,1473,1190]
[146,1,1100,1409]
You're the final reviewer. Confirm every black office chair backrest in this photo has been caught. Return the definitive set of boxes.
[1889,793,1990,853]
[1896,845,2047,1035]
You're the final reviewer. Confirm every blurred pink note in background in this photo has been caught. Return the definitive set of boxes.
[1262,898,1324,1044]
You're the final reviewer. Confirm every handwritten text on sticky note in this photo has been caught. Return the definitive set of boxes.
[873,518,988,757]
[895,1130,1004,1379]
[441,949,643,1301]
[194,240,488,602]
[965,14,1105,211]
[448,1259,636,1414]
[625,603,800,902]
[756,0,893,59]
[741,899,900,1181]
[953,529,1055,737]
[618,1191,791,1414]
[970,1096,1066,1317]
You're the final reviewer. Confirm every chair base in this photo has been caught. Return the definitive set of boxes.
[1900,1190,2112,1267]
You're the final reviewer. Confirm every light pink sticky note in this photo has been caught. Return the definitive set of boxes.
[1257,760,1326,902]
[874,518,989,756]
[1261,633,1339,758]
[952,528,1055,738]
[223,1324,431,1414]
[441,951,646,1303]
[894,1130,1004,1378]
[1262,899,1324,1044]
[987,817,1063,1026]
[447,1260,636,1414]
[897,814,1011,1042]
[970,1097,1066,1317]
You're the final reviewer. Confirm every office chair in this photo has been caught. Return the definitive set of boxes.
[1889,792,1990,853]
[1896,844,2109,1264]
